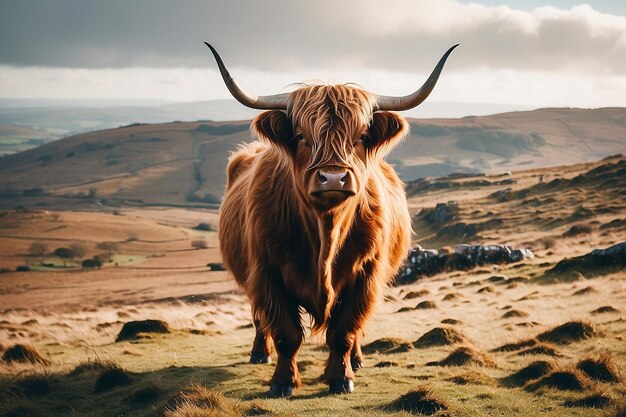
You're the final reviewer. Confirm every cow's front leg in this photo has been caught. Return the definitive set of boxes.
[324,277,376,394]
[250,318,274,364]
[250,277,303,398]
[350,330,364,370]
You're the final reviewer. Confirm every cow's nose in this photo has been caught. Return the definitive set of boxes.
[318,170,348,190]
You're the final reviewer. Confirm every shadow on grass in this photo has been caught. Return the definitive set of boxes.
[0,364,235,417]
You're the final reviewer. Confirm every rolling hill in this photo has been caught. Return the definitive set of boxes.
[0,107,624,210]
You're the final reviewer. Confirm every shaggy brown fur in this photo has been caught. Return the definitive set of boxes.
[219,85,411,393]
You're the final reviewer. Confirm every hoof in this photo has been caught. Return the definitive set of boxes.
[329,378,354,394]
[250,352,272,364]
[351,357,363,371]
[267,382,294,398]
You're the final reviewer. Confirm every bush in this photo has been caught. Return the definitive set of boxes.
[186,193,221,204]
[191,240,208,249]
[53,247,76,266]
[82,258,102,270]
[28,241,49,261]
[194,223,214,231]
[96,242,119,262]
[16,265,31,272]
[69,242,88,259]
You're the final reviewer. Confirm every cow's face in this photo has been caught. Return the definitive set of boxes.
[253,85,408,212]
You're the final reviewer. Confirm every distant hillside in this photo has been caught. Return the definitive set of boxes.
[0,107,624,210]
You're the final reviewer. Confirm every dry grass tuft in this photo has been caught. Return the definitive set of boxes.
[12,373,56,398]
[517,342,562,357]
[441,318,462,325]
[404,290,430,300]
[427,345,495,367]
[69,359,119,376]
[442,293,462,301]
[501,309,529,319]
[159,384,240,417]
[576,354,622,383]
[564,393,614,408]
[125,385,162,405]
[375,361,400,368]
[526,370,590,391]
[447,370,494,386]
[116,319,171,342]
[537,320,598,345]
[362,337,413,354]
[1,344,50,365]
[94,365,133,392]
[388,386,448,415]
[415,301,438,309]
[0,405,47,417]
[503,360,557,386]
[573,286,597,296]
[413,327,467,348]
[563,223,593,237]
[592,306,620,314]
[244,400,273,416]
[493,338,536,352]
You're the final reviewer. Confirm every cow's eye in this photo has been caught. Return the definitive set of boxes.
[296,134,310,147]
[356,134,369,146]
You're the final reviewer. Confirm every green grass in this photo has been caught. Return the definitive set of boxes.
[2,326,625,417]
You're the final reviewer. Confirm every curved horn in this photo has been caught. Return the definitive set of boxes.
[204,42,289,110]
[373,44,459,112]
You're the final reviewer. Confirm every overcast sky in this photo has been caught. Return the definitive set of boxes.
[0,0,625,112]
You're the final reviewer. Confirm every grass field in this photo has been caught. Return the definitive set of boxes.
[0,157,625,416]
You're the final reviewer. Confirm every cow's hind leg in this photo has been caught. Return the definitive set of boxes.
[324,276,377,394]
[250,318,274,364]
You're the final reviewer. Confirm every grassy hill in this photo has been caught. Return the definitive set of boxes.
[0,107,624,210]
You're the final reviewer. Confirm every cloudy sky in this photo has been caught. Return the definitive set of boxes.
[0,0,625,113]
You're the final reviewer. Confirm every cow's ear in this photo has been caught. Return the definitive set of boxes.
[252,110,294,153]
[367,111,409,156]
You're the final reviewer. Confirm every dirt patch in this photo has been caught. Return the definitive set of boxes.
[576,354,622,383]
[413,327,467,348]
[116,319,171,342]
[503,360,557,386]
[94,365,133,392]
[501,310,529,319]
[362,337,413,354]
[426,345,495,367]
[388,386,448,415]
[526,370,589,391]
[537,321,597,345]
[1,344,50,365]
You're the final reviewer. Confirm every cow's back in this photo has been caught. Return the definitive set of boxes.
[219,141,270,287]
